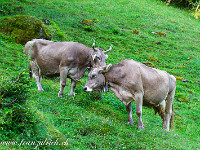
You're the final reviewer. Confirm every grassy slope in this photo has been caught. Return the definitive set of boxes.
[0,0,199,149]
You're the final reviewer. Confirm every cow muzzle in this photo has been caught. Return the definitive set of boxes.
[83,86,93,92]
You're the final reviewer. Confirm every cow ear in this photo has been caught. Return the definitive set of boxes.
[103,64,112,73]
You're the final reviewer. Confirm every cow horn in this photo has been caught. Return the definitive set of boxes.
[92,38,95,50]
[104,45,112,53]
[102,64,112,73]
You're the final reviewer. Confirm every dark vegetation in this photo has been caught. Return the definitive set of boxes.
[165,0,199,8]
[0,0,199,149]
[0,15,52,44]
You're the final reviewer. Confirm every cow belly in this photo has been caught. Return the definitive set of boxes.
[143,89,168,106]
[40,67,60,75]
[36,58,60,75]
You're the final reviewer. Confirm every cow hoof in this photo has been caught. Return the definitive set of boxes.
[164,128,169,131]
[137,126,144,130]
[127,121,133,125]
[69,92,75,96]
[38,89,44,92]
[58,93,63,98]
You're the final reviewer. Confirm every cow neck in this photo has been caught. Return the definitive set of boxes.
[88,49,94,69]
[88,49,93,61]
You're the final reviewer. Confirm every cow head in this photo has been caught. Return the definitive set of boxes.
[83,64,112,92]
[90,39,112,67]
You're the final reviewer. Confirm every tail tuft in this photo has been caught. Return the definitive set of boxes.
[29,65,32,78]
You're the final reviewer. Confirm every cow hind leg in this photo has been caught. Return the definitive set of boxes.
[58,67,69,97]
[31,60,44,91]
[154,100,166,129]
[164,89,175,131]
[33,75,44,91]
[135,93,144,129]
[126,103,133,125]
[69,79,77,96]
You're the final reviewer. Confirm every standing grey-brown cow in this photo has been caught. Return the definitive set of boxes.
[25,39,112,97]
[84,59,176,131]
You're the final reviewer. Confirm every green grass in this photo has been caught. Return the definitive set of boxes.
[0,0,200,149]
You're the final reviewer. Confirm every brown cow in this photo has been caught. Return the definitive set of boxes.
[84,59,176,131]
[25,39,112,97]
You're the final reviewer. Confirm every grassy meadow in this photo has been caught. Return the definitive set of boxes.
[0,0,199,149]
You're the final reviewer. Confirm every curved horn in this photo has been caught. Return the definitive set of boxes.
[102,64,112,73]
[92,38,95,50]
[104,44,112,53]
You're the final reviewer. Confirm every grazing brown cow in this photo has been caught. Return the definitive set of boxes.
[25,39,112,97]
[84,59,176,131]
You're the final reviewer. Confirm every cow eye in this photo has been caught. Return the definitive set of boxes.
[91,74,96,78]
[96,56,101,60]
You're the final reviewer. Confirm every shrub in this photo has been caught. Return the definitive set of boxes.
[0,104,38,137]
[0,71,30,106]
[79,18,100,32]
[0,70,38,140]
[165,0,199,8]
[0,15,52,44]
[131,29,141,35]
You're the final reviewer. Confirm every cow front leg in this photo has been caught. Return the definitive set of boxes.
[69,79,77,96]
[58,67,68,97]
[126,103,133,125]
[135,93,144,129]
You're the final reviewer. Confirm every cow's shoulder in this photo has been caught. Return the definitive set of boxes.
[107,59,141,84]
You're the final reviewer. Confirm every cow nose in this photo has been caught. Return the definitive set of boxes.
[83,87,87,92]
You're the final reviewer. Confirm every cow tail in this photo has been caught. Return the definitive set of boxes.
[26,40,34,78]
[170,104,174,130]
[29,64,32,78]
